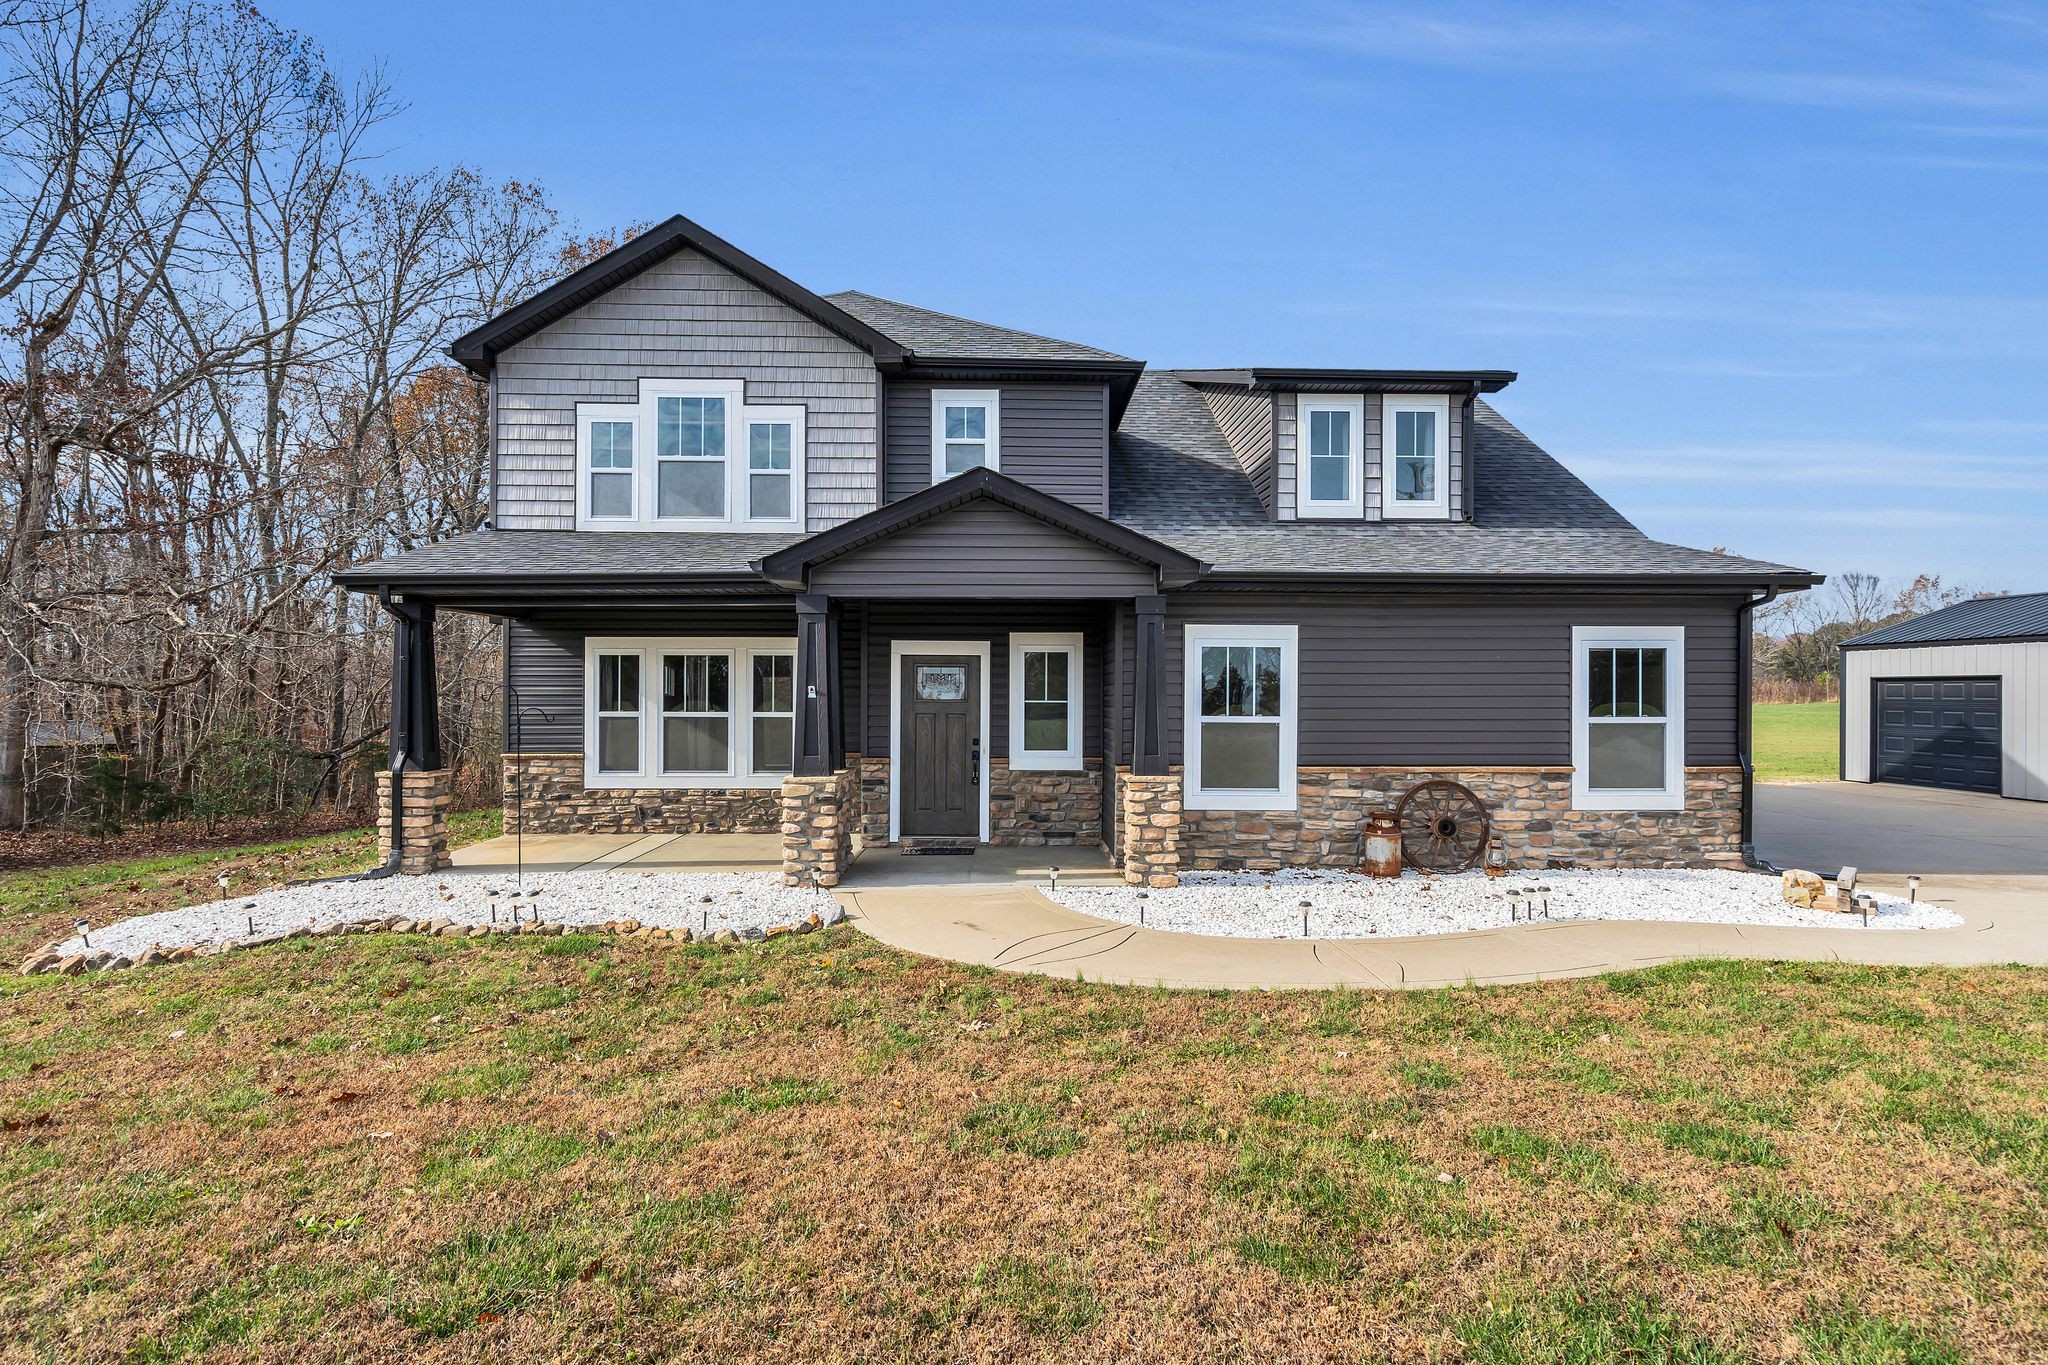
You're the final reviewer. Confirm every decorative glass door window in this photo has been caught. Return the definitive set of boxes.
[932,390,999,479]
[915,666,967,701]
[657,396,726,519]
[1572,626,1685,811]
[594,652,641,774]
[660,652,731,774]
[750,652,794,775]
[748,422,793,521]
[588,420,635,518]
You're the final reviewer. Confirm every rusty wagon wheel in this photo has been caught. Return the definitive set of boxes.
[1393,779,1491,874]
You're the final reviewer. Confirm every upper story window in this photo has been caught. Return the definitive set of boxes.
[1384,394,1450,519]
[932,390,1000,480]
[576,379,803,532]
[1571,625,1686,812]
[1298,396,1363,518]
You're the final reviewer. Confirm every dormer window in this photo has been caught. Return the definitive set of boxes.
[1298,396,1364,518]
[932,390,999,480]
[576,379,802,531]
[1384,394,1449,519]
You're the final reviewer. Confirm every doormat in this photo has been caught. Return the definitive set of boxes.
[901,842,975,856]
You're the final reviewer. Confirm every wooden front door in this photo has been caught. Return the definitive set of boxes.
[901,655,980,838]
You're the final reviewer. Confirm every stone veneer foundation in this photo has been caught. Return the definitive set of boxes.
[1115,765,1743,884]
[376,768,452,874]
[502,754,782,835]
[854,755,1106,848]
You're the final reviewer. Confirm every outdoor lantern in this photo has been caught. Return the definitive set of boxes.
[1907,875,1921,903]
[1049,865,1060,893]
[216,871,229,904]
[74,918,89,948]
[1484,839,1508,878]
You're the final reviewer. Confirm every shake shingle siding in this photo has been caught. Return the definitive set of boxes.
[884,381,1112,512]
[492,249,879,531]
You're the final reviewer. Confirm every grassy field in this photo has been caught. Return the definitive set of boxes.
[1754,701,1841,783]
[2,828,2045,1361]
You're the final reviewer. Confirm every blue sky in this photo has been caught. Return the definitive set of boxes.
[276,0,2048,593]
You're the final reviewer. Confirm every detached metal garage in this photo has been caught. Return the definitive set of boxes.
[1839,592,2048,801]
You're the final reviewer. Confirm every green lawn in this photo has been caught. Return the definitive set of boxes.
[1753,701,1839,783]
[2,822,2044,1361]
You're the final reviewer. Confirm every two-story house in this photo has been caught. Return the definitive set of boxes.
[336,213,1820,886]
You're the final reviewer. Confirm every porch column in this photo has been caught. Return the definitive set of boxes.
[792,593,836,777]
[1132,594,1166,775]
[1121,594,1180,886]
[376,595,450,874]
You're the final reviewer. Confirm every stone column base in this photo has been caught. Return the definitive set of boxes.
[781,768,857,888]
[1118,768,1182,887]
[376,768,452,875]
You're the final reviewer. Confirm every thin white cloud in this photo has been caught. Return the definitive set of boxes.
[1920,416,2048,436]
[1563,441,2048,494]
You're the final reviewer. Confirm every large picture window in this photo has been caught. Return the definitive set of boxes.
[1184,623,1297,811]
[583,637,796,787]
[1383,393,1450,519]
[1572,625,1686,811]
[1008,633,1081,771]
[575,380,802,531]
[1298,396,1363,518]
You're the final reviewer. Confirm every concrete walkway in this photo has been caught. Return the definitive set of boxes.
[844,873,2048,990]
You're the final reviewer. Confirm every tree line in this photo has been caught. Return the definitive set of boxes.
[1752,572,2000,703]
[0,0,614,830]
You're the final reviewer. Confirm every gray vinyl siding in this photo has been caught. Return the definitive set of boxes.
[857,602,1108,761]
[884,382,1111,513]
[1277,391,1466,523]
[1111,592,1744,768]
[809,501,1156,597]
[491,248,879,531]
[1192,385,1276,515]
[504,606,802,754]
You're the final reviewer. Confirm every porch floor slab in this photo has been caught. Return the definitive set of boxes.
[839,843,1122,889]
[448,832,783,877]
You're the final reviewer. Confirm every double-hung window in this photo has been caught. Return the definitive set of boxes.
[1009,633,1081,771]
[657,396,727,520]
[1298,396,1364,518]
[575,380,801,530]
[1572,625,1686,811]
[1383,393,1450,519]
[932,390,999,480]
[593,651,643,775]
[584,637,795,787]
[1185,624,1298,811]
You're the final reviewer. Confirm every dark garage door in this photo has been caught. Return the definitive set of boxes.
[1873,677,2002,795]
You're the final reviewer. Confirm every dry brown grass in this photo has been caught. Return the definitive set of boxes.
[0,858,2042,1361]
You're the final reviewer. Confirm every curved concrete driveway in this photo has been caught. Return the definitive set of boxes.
[844,874,2048,991]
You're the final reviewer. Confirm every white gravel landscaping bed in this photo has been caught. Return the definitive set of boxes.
[1047,868,1961,940]
[54,870,838,960]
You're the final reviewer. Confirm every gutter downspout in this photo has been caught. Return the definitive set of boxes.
[1737,584,1781,870]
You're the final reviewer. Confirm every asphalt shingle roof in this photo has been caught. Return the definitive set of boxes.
[1842,591,2048,648]
[1110,375,1812,580]
[334,531,803,584]
[825,291,1134,363]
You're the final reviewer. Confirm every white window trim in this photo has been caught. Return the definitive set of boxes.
[1297,394,1365,519]
[887,638,992,843]
[1008,632,1083,772]
[573,379,804,533]
[1382,392,1451,520]
[575,403,639,525]
[582,636,795,789]
[931,389,1000,482]
[742,405,805,526]
[1571,624,1686,812]
[1184,623,1298,813]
